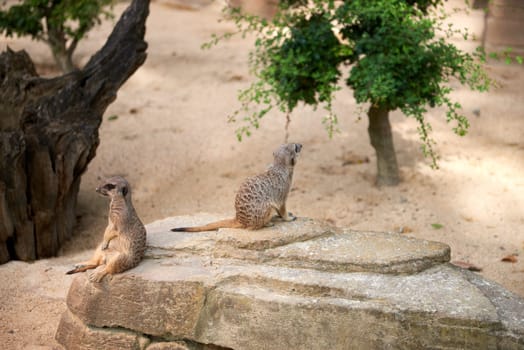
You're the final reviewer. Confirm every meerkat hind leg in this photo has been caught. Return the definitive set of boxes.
[88,266,109,283]
[89,252,131,283]
[260,205,276,228]
[275,203,296,222]
[264,220,275,227]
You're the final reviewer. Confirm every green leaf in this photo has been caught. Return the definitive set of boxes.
[431,223,444,229]
[211,0,491,168]
[0,0,114,72]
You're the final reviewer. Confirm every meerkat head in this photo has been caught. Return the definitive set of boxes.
[273,143,302,167]
[96,176,131,199]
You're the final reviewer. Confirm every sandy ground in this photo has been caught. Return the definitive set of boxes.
[0,1,523,349]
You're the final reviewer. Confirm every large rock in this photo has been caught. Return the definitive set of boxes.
[56,215,524,349]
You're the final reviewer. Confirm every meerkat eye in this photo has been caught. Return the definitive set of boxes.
[122,186,128,196]
[105,183,116,190]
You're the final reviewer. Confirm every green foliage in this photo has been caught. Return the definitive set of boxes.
[338,0,490,164]
[488,47,524,65]
[262,13,347,111]
[210,0,492,165]
[0,0,113,40]
[0,0,113,71]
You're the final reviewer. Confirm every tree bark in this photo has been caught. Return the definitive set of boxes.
[47,26,76,73]
[0,0,150,263]
[367,105,400,186]
[49,39,76,74]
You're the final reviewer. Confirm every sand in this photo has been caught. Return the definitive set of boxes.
[0,1,523,349]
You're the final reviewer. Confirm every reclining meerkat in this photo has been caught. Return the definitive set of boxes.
[171,143,302,232]
[66,176,147,282]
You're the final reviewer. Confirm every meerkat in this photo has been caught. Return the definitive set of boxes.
[66,176,147,282]
[171,143,302,232]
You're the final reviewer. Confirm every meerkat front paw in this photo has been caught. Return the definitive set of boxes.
[101,241,110,250]
[285,212,297,222]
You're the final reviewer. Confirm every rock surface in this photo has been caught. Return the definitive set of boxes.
[56,215,524,349]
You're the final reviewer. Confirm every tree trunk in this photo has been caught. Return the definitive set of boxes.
[49,41,76,74]
[0,0,150,263]
[367,105,400,186]
[47,25,76,73]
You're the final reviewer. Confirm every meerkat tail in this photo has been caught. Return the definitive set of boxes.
[171,218,244,232]
[66,264,99,275]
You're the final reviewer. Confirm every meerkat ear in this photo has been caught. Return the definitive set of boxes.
[122,186,128,196]
[294,143,302,153]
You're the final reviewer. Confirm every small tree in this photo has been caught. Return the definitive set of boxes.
[213,0,491,185]
[0,0,114,73]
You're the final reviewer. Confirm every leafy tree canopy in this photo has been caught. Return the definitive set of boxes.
[0,0,113,40]
[0,0,113,72]
[210,0,492,166]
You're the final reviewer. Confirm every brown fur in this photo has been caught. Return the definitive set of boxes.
[66,176,147,282]
[171,143,302,232]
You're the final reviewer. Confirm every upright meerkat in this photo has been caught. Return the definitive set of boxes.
[66,176,147,282]
[172,143,302,232]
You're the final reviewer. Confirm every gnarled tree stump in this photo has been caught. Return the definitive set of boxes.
[0,0,150,263]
